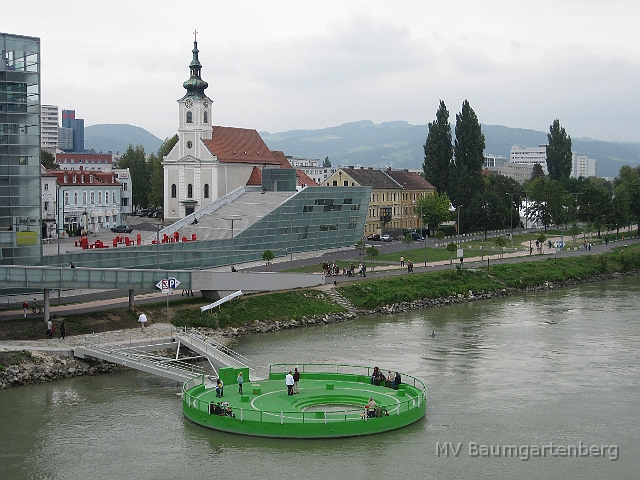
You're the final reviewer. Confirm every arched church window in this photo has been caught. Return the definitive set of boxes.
[186,111,193,124]
[188,183,193,198]
[171,184,177,198]
[203,111,208,124]
[204,184,209,198]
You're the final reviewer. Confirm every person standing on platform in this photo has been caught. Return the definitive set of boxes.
[237,371,244,395]
[285,371,294,395]
[138,311,147,331]
[293,368,300,394]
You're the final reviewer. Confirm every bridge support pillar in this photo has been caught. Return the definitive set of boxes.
[129,290,135,311]
[44,288,50,321]
[201,290,222,301]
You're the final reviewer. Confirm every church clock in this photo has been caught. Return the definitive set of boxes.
[185,98,194,109]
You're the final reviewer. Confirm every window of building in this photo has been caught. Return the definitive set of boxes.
[98,191,102,204]
[204,184,209,198]
[44,183,49,191]
[203,111,208,124]
[343,180,348,186]
[90,192,95,204]
[112,192,116,203]
[64,192,69,205]
[171,184,177,198]
[44,201,49,211]
[83,192,87,204]
[186,111,193,123]
[332,180,338,186]
[187,184,193,198]
[74,192,78,204]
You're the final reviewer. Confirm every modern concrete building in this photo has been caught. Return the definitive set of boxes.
[40,104,58,152]
[0,33,42,265]
[510,145,548,174]
[571,153,596,178]
[288,156,338,185]
[58,126,73,151]
[483,154,507,169]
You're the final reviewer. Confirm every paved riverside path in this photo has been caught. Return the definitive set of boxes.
[0,233,637,353]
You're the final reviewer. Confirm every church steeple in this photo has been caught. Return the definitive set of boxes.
[182,30,208,99]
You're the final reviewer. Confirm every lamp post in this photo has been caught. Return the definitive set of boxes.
[506,192,514,242]
[420,202,426,267]
[224,216,242,270]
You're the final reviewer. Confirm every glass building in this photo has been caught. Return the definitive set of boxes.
[0,33,42,265]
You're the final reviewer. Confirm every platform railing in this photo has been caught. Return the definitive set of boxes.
[183,365,426,425]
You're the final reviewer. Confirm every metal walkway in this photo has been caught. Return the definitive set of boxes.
[73,329,259,383]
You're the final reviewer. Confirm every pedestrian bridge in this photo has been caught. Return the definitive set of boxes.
[74,328,262,383]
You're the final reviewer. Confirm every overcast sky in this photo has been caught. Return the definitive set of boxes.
[4,0,640,143]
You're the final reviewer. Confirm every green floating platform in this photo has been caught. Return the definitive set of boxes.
[182,364,427,439]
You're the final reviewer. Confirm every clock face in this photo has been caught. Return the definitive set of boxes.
[185,98,194,109]
[203,100,209,108]
[186,141,193,149]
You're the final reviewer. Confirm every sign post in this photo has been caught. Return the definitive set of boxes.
[156,277,181,314]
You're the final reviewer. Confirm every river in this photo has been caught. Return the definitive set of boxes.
[1,277,638,479]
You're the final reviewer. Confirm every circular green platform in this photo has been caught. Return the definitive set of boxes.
[182,364,426,438]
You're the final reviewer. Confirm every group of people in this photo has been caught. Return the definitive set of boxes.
[285,368,301,395]
[210,401,235,418]
[370,366,401,390]
[322,261,340,276]
[44,317,65,340]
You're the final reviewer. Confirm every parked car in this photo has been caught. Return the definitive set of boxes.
[367,233,381,241]
[411,232,424,241]
[111,224,133,233]
[381,234,393,242]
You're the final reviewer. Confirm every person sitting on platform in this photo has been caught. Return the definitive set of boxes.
[366,397,377,418]
[386,370,394,388]
[393,372,401,390]
[371,366,380,385]
[375,369,386,386]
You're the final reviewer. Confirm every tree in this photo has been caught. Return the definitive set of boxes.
[614,165,640,227]
[417,192,450,232]
[452,100,485,233]
[446,242,457,264]
[423,100,453,195]
[531,163,545,180]
[525,178,569,230]
[118,144,149,210]
[578,180,611,237]
[262,250,275,271]
[365,246,379,271]
[546,119,572,180]
[494,237,506,258]
[323,156,331,168]
[40,149,58,169]
[148,134,178,210]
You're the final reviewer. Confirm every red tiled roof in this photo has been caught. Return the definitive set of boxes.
[385,169,435,190]
[270,150,293,169]
[246,166,263,186]
[203,126,281,165]
[296,169,318,187]
[48,170,121,186]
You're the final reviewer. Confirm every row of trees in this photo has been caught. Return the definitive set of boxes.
[117,134,178,211]
[421,100,637,237]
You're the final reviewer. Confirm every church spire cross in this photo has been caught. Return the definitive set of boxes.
[193,29,198,41]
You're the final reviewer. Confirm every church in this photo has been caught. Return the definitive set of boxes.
[162,35,305,223]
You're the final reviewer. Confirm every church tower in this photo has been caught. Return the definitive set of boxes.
[176,31,213,160]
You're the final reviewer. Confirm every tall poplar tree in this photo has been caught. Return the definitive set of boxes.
[546,119,572,180]
[452,100,485,233]
[423,100,453,195]
[117,144,149,210]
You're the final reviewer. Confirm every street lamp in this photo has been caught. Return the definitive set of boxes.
[224,216,242,270]
[506,192,514,242]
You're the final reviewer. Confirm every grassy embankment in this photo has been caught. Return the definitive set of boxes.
[171,243,640,328]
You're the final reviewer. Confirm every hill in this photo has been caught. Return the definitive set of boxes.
[261,121,640,179]
[84,124,163,155]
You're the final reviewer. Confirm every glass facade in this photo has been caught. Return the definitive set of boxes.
[0,33,42,265]
[42,186,371,270]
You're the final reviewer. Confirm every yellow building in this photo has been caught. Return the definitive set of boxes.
[325,167,435,236]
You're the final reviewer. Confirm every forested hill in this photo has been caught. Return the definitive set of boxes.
[83,122,640,178]
[262,121,640,179]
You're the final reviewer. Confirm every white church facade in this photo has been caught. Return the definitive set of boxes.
[162,35,286,223]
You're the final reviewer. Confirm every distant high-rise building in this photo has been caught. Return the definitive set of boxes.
[0,32,43,265]
[510,145,548,174]
[571,153,596,178]
[61,109,84,152]
[58,126,73,151]
[40,104,58,151]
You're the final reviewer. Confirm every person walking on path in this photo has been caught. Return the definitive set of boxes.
[293,368,300,394]
[138,311,148,331]
[46,319,53,339]
[237,371,244,395]
[285,371,295,395]
[23,301,28,318]
[59,321,66,340]
[400,256,405,267]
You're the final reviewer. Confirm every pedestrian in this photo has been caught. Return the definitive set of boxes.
[59,321,66,340]
[400,256,405,267]
[237,371,244,395]
[23,300,28,318]
[293,367,300,394]
[46,318,53,339]
[285,371,294,395]
[138,311,147,331]
[69,262,75,268]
